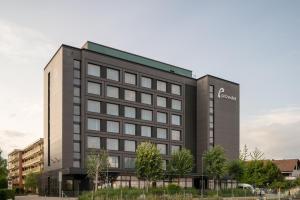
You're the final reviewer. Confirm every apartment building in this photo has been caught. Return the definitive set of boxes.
[7,150,22,189]
[41,41,239,196]
[7,138,44,190]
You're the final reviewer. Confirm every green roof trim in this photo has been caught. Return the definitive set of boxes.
[83,41,193,78]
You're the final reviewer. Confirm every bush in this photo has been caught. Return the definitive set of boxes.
[0,177,7,189]
[166,184,181,194]
[0,189,15,200]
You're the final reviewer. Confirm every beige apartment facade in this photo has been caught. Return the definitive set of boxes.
[7,138,44,190]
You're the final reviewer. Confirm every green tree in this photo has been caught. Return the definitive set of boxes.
[264,160,283,186]
[242,160,266,187]
[227,159,244,182]
[136,142,163,192]
[86,150,109,192]
[0,149,7,189]
[0,149,7,177]
[203,145,227,196]
[167,148,194,187]
[24,172,39,192]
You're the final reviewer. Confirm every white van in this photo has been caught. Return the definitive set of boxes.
[238,183,255,194]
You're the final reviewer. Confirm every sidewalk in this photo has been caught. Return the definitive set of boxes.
[15,195,78,200]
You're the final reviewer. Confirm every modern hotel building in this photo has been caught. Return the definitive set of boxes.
[42,41,239,195]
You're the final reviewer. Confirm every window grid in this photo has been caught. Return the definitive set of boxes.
[209,85,214,148]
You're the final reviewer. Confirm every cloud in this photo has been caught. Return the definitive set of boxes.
[2,130,26,137]
[241,106,300,159]
[0,19,55,65]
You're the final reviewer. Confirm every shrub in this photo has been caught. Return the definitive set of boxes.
[0,189,15,200]
[166,184,181,194]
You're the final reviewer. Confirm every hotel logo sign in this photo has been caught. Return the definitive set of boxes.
[218,88,237,101]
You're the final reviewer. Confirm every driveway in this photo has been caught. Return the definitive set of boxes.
[15,195,78,200]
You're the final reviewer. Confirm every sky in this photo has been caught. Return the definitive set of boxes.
[0,0,300,159]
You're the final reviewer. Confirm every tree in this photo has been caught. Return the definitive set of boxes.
[239,145,249,161]
[24,172,39,192]
[250,147,264,160]
[0,149,7,189]
[227,159,244,182]
[0,149,7,177]
[167,148,194,187]
[86,150,109,191]
[242,160,282,188]
[203,145,227,196]
[136,142,163,192]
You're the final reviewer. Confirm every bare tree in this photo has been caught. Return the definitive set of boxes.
[86,150,110,191]
[250,147,264,160]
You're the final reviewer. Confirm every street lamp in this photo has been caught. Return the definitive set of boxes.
[201,155,204,199]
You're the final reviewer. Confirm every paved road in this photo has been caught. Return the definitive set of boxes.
[15,195,78,200]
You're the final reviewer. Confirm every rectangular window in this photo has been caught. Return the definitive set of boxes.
[73,152,81,159]
[107,103,119,116]
[171,99,182,110]
[73,116,80,122]
[73,142,80,152]
[209,122,214,129]
[87,118,100,131]
[209,93,214,99]
[73,105,80,115]
[157,96,166,107]
[124,123,136,135]
[162,160,167,170]
[141,109,152,121]
[124,157,136,169]
[87,82,101,96]
[107,121,120,133]
[108,156,119,168]
[141,126,151,137]
[107,138,119,150]
[141,77,152,88]
[87,100,100,113]
[87,63,101,77]
[74,87,80,97]
[107,68,119,81]
[73,161,80,168]
[209,115,214,123]
[157,144,167,155]
[157,128,167,139]
[171,114,181,126]
[74,60,81,69]
[209,137,214,144]
[73,97,80,104]
[73,78,81,86]
[171,145,180,154]
[141,93,152,105]
[171,130,181,141]
[124,72,136,85]
[171,84,181,95]
[124,106,136,118]
[73,134,80,141]
[74,124,80,134]
[209,100,214,108]
[87,136,100,149]
[157,112,167,124]
[209,107,214,114]
[209,85,214,93]
[106,86,119,98]
[124,90,136,101]
[209,130,214,138]
[157,80,167,92]
[74,70,81,79]
[124,140,136,152]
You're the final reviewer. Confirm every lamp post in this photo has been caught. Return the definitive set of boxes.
[201,155,204,199]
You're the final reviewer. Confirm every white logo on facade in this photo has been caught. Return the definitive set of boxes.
[218,88,237,101]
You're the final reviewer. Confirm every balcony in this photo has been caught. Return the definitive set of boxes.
[22,147,43,159]
[22,156,43,167]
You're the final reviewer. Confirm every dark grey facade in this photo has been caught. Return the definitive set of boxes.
[41,41,239,195]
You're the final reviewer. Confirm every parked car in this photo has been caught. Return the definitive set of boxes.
[238,183,255,194]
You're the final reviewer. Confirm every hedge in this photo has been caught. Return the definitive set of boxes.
[0,189,15,200]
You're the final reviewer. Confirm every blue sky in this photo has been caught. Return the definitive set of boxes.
[0,0,299,159]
